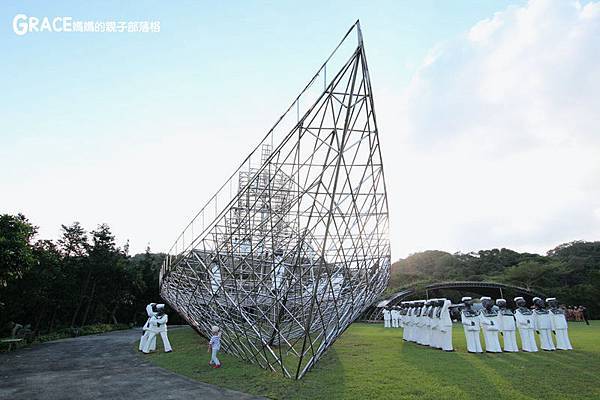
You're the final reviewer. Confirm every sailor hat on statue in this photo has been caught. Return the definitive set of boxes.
[532,297,542,302]
[496,298,506,304]
[514,296,524,302]
[461,297,472,302]
[546,297,556,302]
[480,296,491,300]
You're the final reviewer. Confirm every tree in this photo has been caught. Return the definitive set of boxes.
[58,222,89,257]
[502,260,558,291]
[0,214,37,287]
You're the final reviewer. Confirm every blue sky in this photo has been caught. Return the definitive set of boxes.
[2,1,599,258]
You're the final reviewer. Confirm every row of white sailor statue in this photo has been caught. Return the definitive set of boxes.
[532,296,573,351]
[398,299,453,351]
[461,296,573,354]
[383,306,403,328]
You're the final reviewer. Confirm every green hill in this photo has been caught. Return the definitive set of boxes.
[389,241,600,318]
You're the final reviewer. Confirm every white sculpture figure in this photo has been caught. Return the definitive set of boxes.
[399,304,406,330]
[383,308,391,328]
[514,297,538,352]
[547,298,573,350]
[479,297,502,353]
[439,299,453,351]
[429,300,440,349]
[418,301,429,345]
[139,303,157,352]
[397,307,403,328]
[532,297,556,351]
[142,305,173,354]
[391,307,399,328]
[413,301,424,344]
[421,300,431,346]
[406,302,416,341]
[410,303,418,342]
[461,297,483,353]
[402,303,410,340]
[496,299,518,352]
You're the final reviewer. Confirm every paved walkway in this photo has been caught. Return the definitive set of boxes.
[0,328,264,400]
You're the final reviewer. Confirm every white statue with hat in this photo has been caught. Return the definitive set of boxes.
[439,299,454,351]
[139,302,158,352]
[141,303,173,354]
[478,297,502,353]
[418,301,429,346]
[532,297,556,351]
[546,298,573,350]
[383,307,391,328]
[496,299,519,352]
[391,307,399,328]
[429,299,440,349]
[514,297,538,352]
[460,297,483,353]
[407,302,417,342]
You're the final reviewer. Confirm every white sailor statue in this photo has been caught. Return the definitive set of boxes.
[438,299,454,352]
[478,297,502,353]
[532,297,556,351]
[391,307,399,328]
[496,299,518,352]
[417,301,428,345]
[546,298,573,350]
[429,300,440,349]
[399,303,407,330]
[406,302,416,342]
[139,303,158,352]
[413,301,424,344]
[383,307,391,328]
[141,304,173,354]
[460,297,483,353]
[421,300,433,347]
[514,297,538,352]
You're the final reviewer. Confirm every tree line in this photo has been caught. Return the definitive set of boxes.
[389,242,600,318]
[0,213,165,337]
[2,211,597,337]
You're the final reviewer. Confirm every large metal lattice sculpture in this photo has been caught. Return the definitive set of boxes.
[159,21,390,379]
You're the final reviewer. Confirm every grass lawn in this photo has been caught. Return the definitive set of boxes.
[144,322,600,400]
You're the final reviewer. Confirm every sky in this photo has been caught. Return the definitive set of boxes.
[1,0,599,259]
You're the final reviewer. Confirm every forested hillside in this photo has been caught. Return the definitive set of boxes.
[389,242,600,317]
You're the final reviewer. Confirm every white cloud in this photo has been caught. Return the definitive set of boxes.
[380,0,600,258]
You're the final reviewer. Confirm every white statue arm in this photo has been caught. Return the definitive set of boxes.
[146,303,156,317]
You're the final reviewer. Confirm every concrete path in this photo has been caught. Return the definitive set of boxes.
[0,328,264,400]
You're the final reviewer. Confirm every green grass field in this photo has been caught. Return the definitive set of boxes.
[145,323,600,400]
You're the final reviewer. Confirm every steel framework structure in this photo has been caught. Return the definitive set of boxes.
[159,21,390,379]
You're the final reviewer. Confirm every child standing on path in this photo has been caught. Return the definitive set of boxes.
[208,325,222,368]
